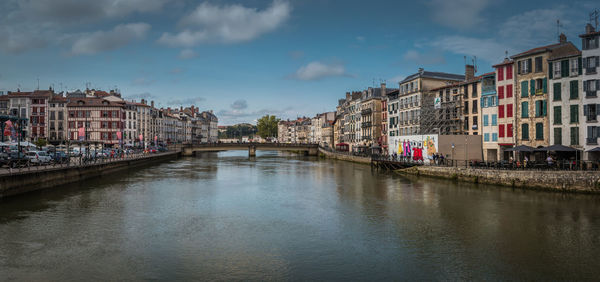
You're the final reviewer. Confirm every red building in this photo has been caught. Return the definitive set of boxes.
[67,98,125,146]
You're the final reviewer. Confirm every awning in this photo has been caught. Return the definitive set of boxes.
[586,147,600,152]
[535,144,578,152]
[505,145,535,152]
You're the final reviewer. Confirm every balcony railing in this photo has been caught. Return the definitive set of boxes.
[586,138,598,145]
[586,91,598,98]
[361,108,372,115]
[585,68,597,75]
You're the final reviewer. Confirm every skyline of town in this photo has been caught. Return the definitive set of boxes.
[1,0,599,125]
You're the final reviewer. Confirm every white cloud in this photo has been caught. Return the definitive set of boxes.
[428,0,492,30]
[403,50,446,65]
[158,0,291,47]
[178,49,198,59]
[356,36,365,42]
[231,99,248,110]
[70,23,150,55]
[291,61,349,81]
[430,36,509,64]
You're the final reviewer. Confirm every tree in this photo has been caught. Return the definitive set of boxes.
[257,115,280,139]
[34,138,48,150]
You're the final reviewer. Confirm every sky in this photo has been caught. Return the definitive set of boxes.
[0,0,598,125]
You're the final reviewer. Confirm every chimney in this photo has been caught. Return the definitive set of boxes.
[380,82,386,96]
[346,92,351,100]
[465,64,475,81]
[559,33,567,43]
[151,100,154,108]
[141,99,146,105]
[180,106,183,112]
[418,68,424,75]
[586,23,596,34]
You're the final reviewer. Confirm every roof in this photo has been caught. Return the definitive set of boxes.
[492,58,514,68]
[67,97,124,107]
[547,42,581,61]
[399,70,465,84]
[510,42,564,59]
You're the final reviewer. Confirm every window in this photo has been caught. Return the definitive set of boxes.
[583,37,599,50]
[535,56,543,72]
[535,123,544,140]
[507,124,513,137]
[472,116,478,127]
[553,61,561,78]
[572,127,580,145]
[484,133,490,142]
[570,80,579,100]
[554,128,562,145]
[506,84,513,98]
[499,124,505,138]
[50,111,55,120]
[472,84,478,98]
[464,117,469,131]
[522,123,529,140]
[570,58,579,76]
[492,133,498,142]
[584,104,598,122]
[58,112,64,120]
[483,115,489,126]
[554,106,562,125]
[498,85,504,99]
[492,114,497,126]
[535,100,547,117]
[498,67,504,81]
[506,65,513,79]
[482,98,488,108]
[521,102,529,118]
[472,101,477,114]
[521,81,529,97]
[553,82,561,101]
[570,105,579,123]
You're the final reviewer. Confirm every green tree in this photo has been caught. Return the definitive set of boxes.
[257,115,280,139]
[34,138,48,150]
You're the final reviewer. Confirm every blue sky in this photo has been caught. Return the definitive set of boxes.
[0,0,597,124]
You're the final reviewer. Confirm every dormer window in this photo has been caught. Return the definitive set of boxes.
[77,100,85,105]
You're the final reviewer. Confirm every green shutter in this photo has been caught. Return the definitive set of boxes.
[553,82,561,101]
[530,79,535,95]
[521,81,529,97]
[522,123,529,140]
[522,101,529,118]
[536,123,544,140]
[561,60,569,77]
[570,105,579,123]
[543,100,547,116]
[578,57,583,75]
[570,80,578,99]
[548,62,553,79]
[543,78,547,94]
[554,106,562,125]
[535,101,541,117]
[554,128,562,145]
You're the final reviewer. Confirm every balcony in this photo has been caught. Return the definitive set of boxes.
[585,67,597,75]
[586,91,597,98]
[362,121,372,127]
[586,138,598,145]
[361,108,372,115]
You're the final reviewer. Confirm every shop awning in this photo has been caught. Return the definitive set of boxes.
[535,144,578,152]
[505,145,534,152]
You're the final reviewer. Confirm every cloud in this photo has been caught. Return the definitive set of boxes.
[166,97,205,106]
[70,23,150,55]
[231,99,248,110]
[216,107,294,124]
[291,61,350,81]
[289,50,304,59]
[402,50,446,65]
[132,77,156,86]
[124,92,158,100]
[178,49,198,59]
[158,0,291,47]
[356,36,365,42]
[427,0,491,30]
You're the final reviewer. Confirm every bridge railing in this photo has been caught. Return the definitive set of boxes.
[189,142,318,148]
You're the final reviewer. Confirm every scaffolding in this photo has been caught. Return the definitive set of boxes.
[419,88,466,135]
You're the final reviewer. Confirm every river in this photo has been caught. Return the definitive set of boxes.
[1,151,599,280]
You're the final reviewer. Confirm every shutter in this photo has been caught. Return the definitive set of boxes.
[543,100,547,116]
[597,56,600,67]
[530,79,535,95]
[535,101,540,117]
[584,105,589,116]
[553,83,561,101]
[584,80,588,91]
[518,61,522,74]
[543,78,547,94]
[588,126,594,140]
[548,62,553,79]
[562,60,569,77]
[522,81,529,97]
[597,80,600,90]
[596,104,600,116]
[527,58,532,72]
[579,57,583,75]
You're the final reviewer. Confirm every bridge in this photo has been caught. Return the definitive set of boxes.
[182,142,319,157]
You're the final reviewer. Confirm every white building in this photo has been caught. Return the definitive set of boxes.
[581,23,600,160]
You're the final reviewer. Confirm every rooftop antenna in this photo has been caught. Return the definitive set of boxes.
[36,77,40,90]
[505,50,508,60]
[556,19,563,41]
[591,9,599,30]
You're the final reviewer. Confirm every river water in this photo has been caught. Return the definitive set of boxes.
[1,151,599,281]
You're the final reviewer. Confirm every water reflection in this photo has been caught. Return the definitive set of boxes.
[0,150,599,280]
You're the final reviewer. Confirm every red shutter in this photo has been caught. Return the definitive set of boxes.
[108,111,112,118]
[507,104,513,118]
[499,124,505,138]
[498,67,504,81]
[498,86,504,99]
[507,124,513,137]
[108,122,112,129]
[499,105,505,118]
[506,65,513,79]
[507,84,513,98]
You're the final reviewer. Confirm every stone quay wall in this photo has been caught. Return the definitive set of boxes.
[318,148,371,164]
[398,166,600,193]
[0,151,180,198]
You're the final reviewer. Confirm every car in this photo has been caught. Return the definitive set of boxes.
[5,152,30,168]
[157,146,168,152]
[26,151,53,165]
[52,151,69,164]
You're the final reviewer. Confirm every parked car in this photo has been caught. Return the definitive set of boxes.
[26,151,53,165]
[52,151,69,164]
[157,146,168,152]
[5,152,30,168]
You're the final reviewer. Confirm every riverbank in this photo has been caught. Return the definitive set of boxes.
[0,151,180,198]
[318,148,371,164]
[397,165,600,194]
